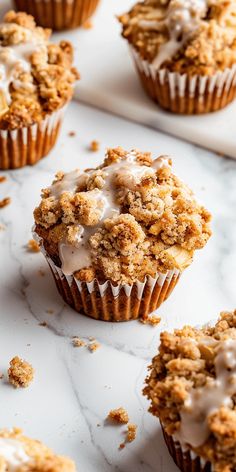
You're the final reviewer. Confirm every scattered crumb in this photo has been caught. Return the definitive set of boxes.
[68,131,76,137]
[89,336,95,341]
[90,140,100,152]
[0,223,5,231]
[119,443,125,450]
[126,423,137,442]
[0,373,4,380]
[97,423,101,427]
[83,20,93,29]
[38,269,45,277]
[216,151,225,157]
[72,337,86,348]
[46,309,54,315]
[88,342,100,352]
[27,239,40,252]
[140,315,161,326]
[0,197,11,209]
[0,176,6,183]
[39,321,47,327]
[8,356,34,388]
[108,408,129,424]
[26,344,31,347]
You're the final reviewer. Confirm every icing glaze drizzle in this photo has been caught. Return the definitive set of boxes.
[0,438,30,471]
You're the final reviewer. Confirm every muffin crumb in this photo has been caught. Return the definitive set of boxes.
[39,321,47,327]
[68,131,76,137]
[72,337,86,348]
[27,239,40,252]
[119,443,125,450]
[126,423,137,442]
[83,20,93,29]
[0,176,6,183]
[8,356,34,388]
[108,408,129,424]
[46,309,54,314]
[90,140,100,152]
[88,342,100,352]
[140,315,161,326]
[0,197,11,209]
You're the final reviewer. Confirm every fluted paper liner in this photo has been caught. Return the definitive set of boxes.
[45,256,180,322]
[14,0,100,30]
[130,47,236,114]
[0,106,66,170]
[162,426,211,472]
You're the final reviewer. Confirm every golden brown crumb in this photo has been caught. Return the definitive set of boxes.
[83,20,93,29]
[38,269,45,276]
[90,140,100,152]
[0,176,6,183]
[126,423,137,442]
[0,197,11,208]
[8,356,34,388]
[27,239,40,252]
[88,342,100,352]
[72,337,86,348]
[140,315,161,326]
[119,443,125,450]
[0,223,6,230]
[108,408,129,424]
[0,373,4,379]
[46,309,54,314]
[68,131,76,137]
[0,427,76,470]
[39,321,47,327]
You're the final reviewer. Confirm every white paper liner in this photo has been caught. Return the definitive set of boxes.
[130,46,236,102]
[0,105,66,169]
[46,256,180,301]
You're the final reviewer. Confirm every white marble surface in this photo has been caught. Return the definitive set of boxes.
[0,101,236,471]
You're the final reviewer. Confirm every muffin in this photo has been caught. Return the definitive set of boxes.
[0,11,79,169]
[119,0,236,114]
[0,427,75,471]
[144,310,236,471]
[14,0,100,30]
[33,147,211,322]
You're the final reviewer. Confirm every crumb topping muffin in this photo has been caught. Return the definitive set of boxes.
[144,310,236,471]
[119,0,236,75]
[0,427,75,471]
[34,147,211,284]
[0,10,79,130]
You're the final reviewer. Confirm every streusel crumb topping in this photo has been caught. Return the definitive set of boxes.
[119,0,236,75]
[144,310,236,472]
[0,11,79,130]
[8,356,34,388]
[34,147,211,284]
[0,428,75,471]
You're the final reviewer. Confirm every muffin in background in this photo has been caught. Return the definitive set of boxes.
[0,427,75,471]
[33,147,211,322]
[144,310,236,471]
[119,0,236,114]
[14,0,100,30]
[0,11,79,169]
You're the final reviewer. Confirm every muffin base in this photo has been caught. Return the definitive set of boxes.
[46,257,180,322]
[162,427,211,472]
[0,107,65,170]
[131,48,236,114]
[14,0,100,30]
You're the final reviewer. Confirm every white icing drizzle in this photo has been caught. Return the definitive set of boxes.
[0,23,47,104]
[50,152,170,276]
[0,438,30,471]
[175,339,236,449]
[138,0,208,68]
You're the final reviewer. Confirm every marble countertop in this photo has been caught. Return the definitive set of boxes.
[0,100,236,471]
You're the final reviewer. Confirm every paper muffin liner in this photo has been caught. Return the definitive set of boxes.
[14,0,100,30]
[161,426,211,472]
[44,255,180,322]
[0,106,66,170]
[130,47,236,114]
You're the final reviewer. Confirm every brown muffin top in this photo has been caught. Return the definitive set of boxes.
[119,0,236,75]
[0,11,79,130]
[144,311,236,472]
[0,427,75,471]
[34,147,211,284]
